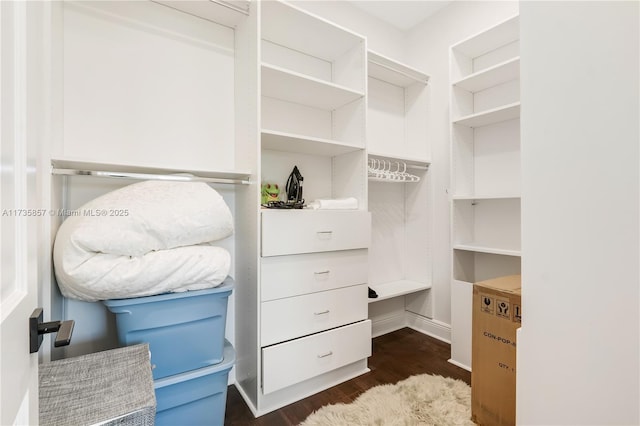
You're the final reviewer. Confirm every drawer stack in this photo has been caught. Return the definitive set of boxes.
[260,210,372,395]
[103,279,235,425]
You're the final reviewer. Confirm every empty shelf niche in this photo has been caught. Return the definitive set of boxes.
[261,1,366,148]
[451,15,520,124]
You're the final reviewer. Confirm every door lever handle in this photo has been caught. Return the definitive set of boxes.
[30,308,75,353]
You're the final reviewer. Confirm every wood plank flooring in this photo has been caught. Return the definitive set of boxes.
[224,327,471,425]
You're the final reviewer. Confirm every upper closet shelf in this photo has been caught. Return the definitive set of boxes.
[261,129,362,157]
[152,0,249,28]
[262,63,364,110]
[453,56,519,93]
[453,102,520,128]
[367,51,430,87]
[451,15,519,57]
[51,158,251,185]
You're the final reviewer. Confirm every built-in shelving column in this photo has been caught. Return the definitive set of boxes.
[449,15,521,371]
[253,1,371,416]
[365,50,433,337]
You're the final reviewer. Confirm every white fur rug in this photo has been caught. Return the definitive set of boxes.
[300,374,474,426]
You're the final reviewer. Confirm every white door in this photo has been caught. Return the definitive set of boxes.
[1,1,45,424]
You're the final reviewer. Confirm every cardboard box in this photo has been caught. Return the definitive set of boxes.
[471,275,522,426]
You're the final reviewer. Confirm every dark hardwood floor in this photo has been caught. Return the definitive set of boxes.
[224,327,471,425]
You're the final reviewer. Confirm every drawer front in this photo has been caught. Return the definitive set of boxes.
[261,250,368,302]
[261,210,371,257]
[262,320,371,394]
[261,284,367,347]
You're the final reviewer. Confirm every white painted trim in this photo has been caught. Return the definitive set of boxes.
[405,312,451,344]
[371,314,405,338]
[447,358,471,372]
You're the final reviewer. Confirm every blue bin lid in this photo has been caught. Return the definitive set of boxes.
[103,277,234,307]
[153,340,236,389]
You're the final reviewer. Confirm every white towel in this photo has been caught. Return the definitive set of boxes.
[306,197,358,210]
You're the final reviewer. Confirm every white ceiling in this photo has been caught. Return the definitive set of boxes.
[348,1,452,31]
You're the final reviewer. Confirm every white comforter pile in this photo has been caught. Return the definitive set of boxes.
[53,181,233,302]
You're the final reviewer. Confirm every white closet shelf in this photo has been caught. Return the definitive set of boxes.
[51,158,251,184]
[152,0,249,28]
[453,56,520,93]
[261,129,363,157]
[262,63,364,110]
[368,280,431,304]
[368,51,430,87]
[451,15,519,58]
[453,244,521,257]
[452,194,520,201]
[453,102,520,128]
[262,0,363,62]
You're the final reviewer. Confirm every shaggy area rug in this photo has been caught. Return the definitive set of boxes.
[300,374,474,426]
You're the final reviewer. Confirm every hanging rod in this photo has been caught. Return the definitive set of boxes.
[407,164,429,171]
[211,0,250,15]
[52,168,251,185]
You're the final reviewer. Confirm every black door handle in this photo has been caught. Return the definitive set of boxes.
[30,308,74,353]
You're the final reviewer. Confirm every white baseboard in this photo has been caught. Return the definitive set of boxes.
[447,358,471,372]
[371,314,406,338]
[405,312,451,344]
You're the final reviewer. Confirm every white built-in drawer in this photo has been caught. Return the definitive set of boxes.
[261,284,367,347]
[262,319,371,394]
[261,249,368,302]
[261,210,371,257]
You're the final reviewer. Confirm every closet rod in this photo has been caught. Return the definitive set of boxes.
[407,164,429,171]
[52,168,251,185]
[212,0,250,15]
[368,59,430,85]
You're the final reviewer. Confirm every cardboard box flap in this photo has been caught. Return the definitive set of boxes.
[475,275,521,294]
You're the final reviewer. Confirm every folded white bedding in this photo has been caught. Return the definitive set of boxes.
[54,245,230,301]
[53,181,233,301]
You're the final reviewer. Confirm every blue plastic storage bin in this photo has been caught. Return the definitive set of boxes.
[103,278,234,380]
[154,340,235,426]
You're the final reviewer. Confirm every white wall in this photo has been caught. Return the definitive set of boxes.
[517,2,639,425]
[404,2,519,327]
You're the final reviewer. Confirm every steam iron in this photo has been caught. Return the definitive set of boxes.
[285,165,304,208]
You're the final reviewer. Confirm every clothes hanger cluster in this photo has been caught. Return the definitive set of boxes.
[367,158,420,183]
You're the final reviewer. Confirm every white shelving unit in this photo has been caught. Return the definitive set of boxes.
[251,1,371,416]
[449,15,521,371]
[47,0,258,366]
[365,50,432,337]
